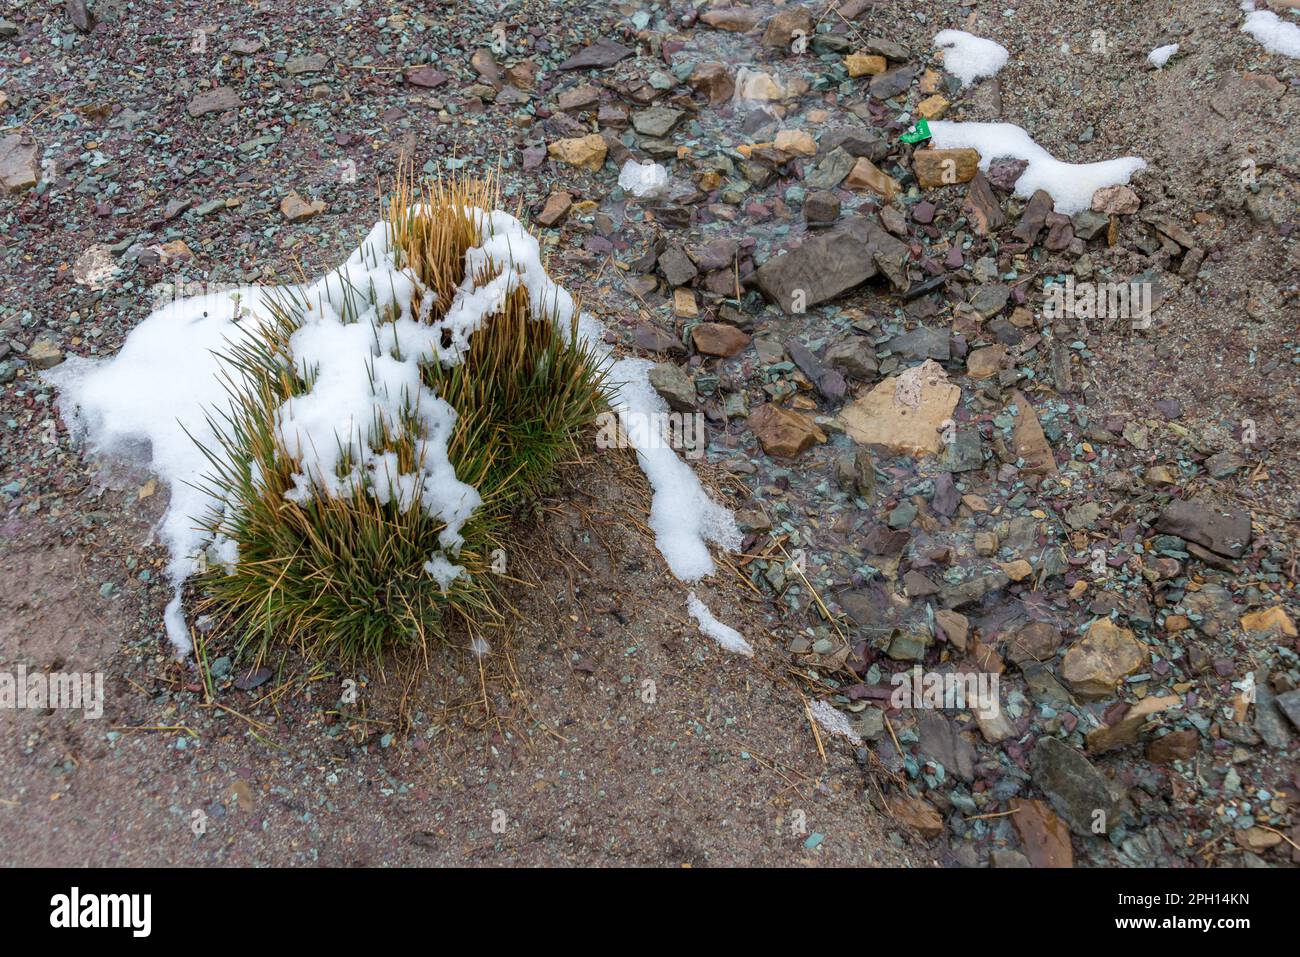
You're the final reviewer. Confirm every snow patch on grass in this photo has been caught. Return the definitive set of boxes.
[48,206,740,656]
[928,120,1146,214]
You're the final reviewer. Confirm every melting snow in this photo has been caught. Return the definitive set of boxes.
[928,120,1146,214]
[1147,43,1179,68]
[933,30,1009,87]
[686,592,753,656]
[1241,9,1300,59]
[808,699,863,746]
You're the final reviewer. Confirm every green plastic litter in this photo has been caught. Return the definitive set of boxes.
[899,118,932,144]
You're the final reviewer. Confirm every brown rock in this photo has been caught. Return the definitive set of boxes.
[700,9,759,31]
[187,86,240,117]
[557,85,600,111]
[1146,728,1199,764]
[536,191,572,227]
[1236,827,1282,852]
[935,609,969,651]
[916,94,949,119]
[749,404,821,458]
[280,192,326,221]
[963,172,1005,235]
[844,156,899,200]
[1060,618,1147,700]
[1008,389,1057,475]
[0,134,40,193]
[774,129,816,157]
[548,134,607,171]
[470,49,504,89]
[1091,184,1140,215]
[965,344,1005,379]
[1086,694,1179,754]
[761,8,813,48]
[1012,189,1054,244]
[1011,798,1074,868]
[888,792,944,838]
[691,322,750,357]
[689,63,735,105]
[913,148,980,188]
[1240,606,1297,637]
[1006,621,1062,665]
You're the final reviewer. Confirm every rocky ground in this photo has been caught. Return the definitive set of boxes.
[1,0,1298,867]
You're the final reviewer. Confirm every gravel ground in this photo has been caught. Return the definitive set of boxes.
[0,0,1297,867]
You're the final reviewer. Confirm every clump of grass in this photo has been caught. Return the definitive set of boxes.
[195,173,609,666]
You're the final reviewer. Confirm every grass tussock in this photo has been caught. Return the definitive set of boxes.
[195,172,609,666]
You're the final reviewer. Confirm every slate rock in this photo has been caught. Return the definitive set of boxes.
[557,39,634,70]
[753,215,908,313]
[1031,736,1123,836]
[1155,497,1251,559]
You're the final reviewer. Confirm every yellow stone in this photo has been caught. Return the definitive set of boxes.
[839,361,961,457]
[547,133,607,171]
[917,95,949,120]
[774,129,816,157]
[673,287,698,319]
[998,560,1033,582]
[845,53,887,77]
[843,156,900,200]
[1240,606,1297,637]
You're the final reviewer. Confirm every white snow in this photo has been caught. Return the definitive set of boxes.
[1241,10,1300,58]
[48,204,741,656]
[807,698,862,746]
[1147,43,1179,68]
[606,360,741,581]
[686,592,753,656]
[44,287,275,654]
[927,120,1146,214]
[618,159,669,199]
[933,30,1009,87]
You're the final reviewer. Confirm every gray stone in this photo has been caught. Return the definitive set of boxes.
[868,65,915,99]
[285,54,329,75]
[657,246,697,287]
[803,190,841,224]
[1275,689,1300,732]
[1254,670,1292,749]
[27,338,63,370]
[824,336,878,379]
[939,430,984,472]
[1031,736,1124,836]
[888,325,949,361]
[647,362,696,413]
[632,106,684,138]
[969,283,1011,319]
[804,147,856,190]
